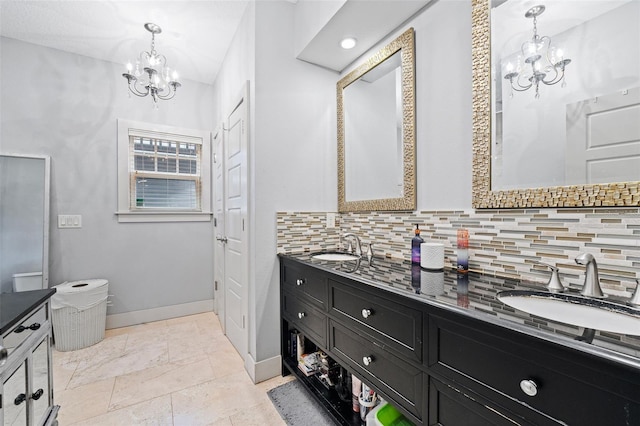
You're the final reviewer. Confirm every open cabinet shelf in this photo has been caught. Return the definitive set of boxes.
[282,356,363,426]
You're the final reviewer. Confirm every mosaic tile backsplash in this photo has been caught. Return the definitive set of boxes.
[277,208,640,297]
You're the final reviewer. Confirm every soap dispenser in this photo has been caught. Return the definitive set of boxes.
[411,224,424,264]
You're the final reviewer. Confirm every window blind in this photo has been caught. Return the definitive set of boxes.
[129,135,202,210]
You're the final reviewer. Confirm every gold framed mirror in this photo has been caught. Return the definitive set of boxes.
[472,0,640,208]
[337,27,416,212]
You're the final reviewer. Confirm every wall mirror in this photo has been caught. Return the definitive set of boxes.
[472,0,640,208]
[337,27,416,212]
[0,154,50,293]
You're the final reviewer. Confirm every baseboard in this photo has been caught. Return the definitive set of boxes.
[106,299,214,329]
[245,353,282,384]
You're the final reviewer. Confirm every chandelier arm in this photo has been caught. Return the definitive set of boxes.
[542,68,562,86]
[156,82,180,100]
[156,91,177,101]
[514,71,533,91]
[542,44,565,86]
[130,80,152,97]
[510,82,533,92]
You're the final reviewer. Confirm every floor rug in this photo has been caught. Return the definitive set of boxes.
[267,379,335,425]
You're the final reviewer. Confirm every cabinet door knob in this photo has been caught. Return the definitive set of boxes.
[0,345,7,367]
[520,379,538,397]
[296,279,306,286]
[14,393,26,406]
[32,388,44,401]
[297,312,306,319]
[362,356,373,366]
[361,309,372,319]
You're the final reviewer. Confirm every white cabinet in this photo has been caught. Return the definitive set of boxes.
[1,297,58,426]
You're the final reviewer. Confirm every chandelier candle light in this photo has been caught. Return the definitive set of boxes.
[503,5,571,99]
[122,23,181,103]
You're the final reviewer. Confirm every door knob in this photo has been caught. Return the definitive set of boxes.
[298,312,306,319]
[361,309,372,319]
[362,356,373,366]
[32,389,44,400]
[520,379,538,397]
[216,235,228,243]
[296,279,306,286]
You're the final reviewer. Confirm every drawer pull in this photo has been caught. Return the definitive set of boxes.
[32,388,44,400]
[361,309,372,319]
[520,379,538,397]
[362,356,373,366]
[14,393,26,406]
[297,312,306,319]
[14,322,41,333]
[296,278,306,286]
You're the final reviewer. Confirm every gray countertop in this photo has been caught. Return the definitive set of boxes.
[280,252,640,370]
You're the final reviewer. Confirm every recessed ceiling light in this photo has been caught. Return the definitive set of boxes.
[340,37,357,50]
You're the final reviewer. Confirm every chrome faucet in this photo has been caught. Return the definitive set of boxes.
[343,233,363,257]
[575,253,605,298]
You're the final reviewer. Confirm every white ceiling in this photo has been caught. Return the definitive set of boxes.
[0,0,432,85]
[297,0,431,72]
[0,0,250,84]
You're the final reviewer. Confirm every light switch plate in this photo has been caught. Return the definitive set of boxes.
[326,212,336,229]
[58,215,82,228]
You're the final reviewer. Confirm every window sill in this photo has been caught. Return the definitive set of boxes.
[115,211,213,223]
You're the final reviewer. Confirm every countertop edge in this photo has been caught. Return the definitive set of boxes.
[1,289,56,335]
[279,253,640,371]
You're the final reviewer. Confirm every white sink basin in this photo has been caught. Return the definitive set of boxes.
[312,252,360,262]
[497,290,640,336]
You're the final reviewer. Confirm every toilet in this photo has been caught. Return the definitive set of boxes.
[12,272,43,292]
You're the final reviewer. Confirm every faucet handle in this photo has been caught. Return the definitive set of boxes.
[539,262,564,293]
[346,241,353,254]
[629,278,640,307]
[366,243,374,264]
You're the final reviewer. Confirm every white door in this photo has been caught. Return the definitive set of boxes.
[566,88,640,184]
[223,84,249,358]
[213,128,225,331]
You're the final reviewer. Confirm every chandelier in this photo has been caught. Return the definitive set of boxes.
[122,23,181,103]
[503,5,571,99]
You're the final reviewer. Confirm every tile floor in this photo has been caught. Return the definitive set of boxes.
[52,312,294,425]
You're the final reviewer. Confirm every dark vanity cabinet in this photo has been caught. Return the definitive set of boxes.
[427,309,640,425]
[279,255,640,426]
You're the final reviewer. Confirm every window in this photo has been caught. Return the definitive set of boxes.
[117,120,211,223]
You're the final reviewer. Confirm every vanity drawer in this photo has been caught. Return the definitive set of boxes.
[329,279,423,363]
[282,291,327,348]
[428,310,640,425]
[1,304,47,356]
[282,261,328,309]
[330,320,423,422]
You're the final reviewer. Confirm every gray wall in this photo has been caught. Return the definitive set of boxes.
[248,0,473,367]
[1,37,216,315]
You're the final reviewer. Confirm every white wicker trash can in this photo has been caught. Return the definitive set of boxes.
[51,279,109,352]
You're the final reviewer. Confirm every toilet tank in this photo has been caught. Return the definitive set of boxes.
[12,272,43,292]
